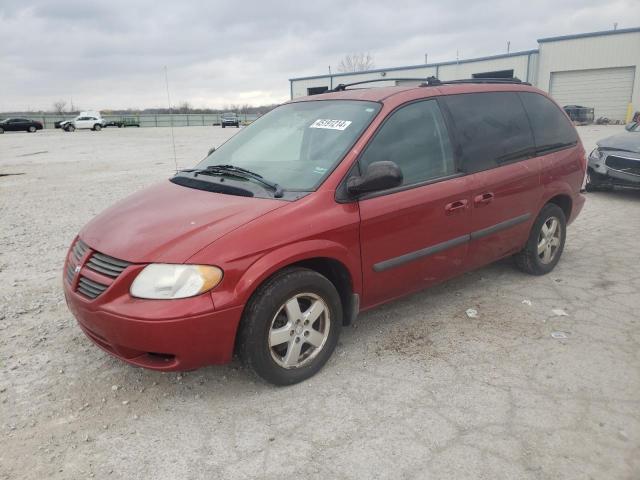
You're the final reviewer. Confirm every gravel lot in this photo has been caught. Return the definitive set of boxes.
[1,125,639,479]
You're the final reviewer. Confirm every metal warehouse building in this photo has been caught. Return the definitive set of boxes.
[289,27,640,121]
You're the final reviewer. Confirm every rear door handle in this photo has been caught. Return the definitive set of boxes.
[474,192,494,206]
[445,199,468,215]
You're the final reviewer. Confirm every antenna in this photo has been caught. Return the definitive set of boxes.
[164,66,178,172]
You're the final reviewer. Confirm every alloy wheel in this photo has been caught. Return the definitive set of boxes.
[537,216,562,264]
[268,293,330,369]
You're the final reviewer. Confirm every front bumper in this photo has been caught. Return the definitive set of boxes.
[589,151,640,185]
[65,287,243,370]
[62,240,244,371]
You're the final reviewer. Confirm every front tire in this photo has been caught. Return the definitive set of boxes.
[65,125,75,132]
[0,127,4,134]
[28,126,36,133]
[93,124,102,131]
[237,267,343,385]
[514,203,566,275]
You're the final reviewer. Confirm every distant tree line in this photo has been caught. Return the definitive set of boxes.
[2,101,280,116]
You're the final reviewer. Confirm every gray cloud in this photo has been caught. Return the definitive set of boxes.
[1,0,638,111]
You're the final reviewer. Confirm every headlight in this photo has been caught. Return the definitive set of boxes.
[130,264,223,300]
[589,148,603,160]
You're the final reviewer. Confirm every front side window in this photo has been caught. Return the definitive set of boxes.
[198,100,381,191]
[443,92,534,173]
[358,100,455,187]
[519,92,578,153]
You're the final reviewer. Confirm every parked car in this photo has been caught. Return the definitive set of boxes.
[63,79,585,385]
[60,111,105,132]
[0,118,43,133]
[104,117,141,128]
[587,121,640,191]
[220,112,240,128]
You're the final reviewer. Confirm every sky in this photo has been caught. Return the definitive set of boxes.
[1,0,638,112]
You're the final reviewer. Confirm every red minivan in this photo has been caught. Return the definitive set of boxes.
[63,79,586,385]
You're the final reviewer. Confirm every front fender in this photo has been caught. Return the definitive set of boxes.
[210,239,361,311]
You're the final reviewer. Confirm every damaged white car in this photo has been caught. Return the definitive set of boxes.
[587,122,640,191]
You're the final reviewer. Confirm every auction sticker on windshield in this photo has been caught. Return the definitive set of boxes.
[310,119,352,130]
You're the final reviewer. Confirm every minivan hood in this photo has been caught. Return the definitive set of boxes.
[80,180,285,263]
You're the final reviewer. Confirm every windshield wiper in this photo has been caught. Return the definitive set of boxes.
[178,165,284,198]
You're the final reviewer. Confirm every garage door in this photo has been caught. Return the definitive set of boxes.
[549,67,635,121]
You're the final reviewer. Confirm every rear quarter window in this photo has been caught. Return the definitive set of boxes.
[518,92,578,153]
[442,92,534,173]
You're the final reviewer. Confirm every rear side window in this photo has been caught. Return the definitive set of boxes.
[519,92,578,153]
[358,100,455,187]
[442,92,534,173]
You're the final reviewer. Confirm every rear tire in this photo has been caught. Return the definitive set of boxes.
[0,127,4,134]
[514,203,566,276]
[93,124,102,131]
[237,267,343,386]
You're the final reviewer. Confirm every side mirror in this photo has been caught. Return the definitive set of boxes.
[207,147,216,156]
[347,161,403,196]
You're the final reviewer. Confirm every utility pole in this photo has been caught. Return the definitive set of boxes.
[507,41,511,53]
[424,53,428,65]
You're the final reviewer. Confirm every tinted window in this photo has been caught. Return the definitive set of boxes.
[519,92,578,153]
[443,92,534,173]
[358,100,455,186]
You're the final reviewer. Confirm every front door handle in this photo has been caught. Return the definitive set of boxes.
[444,199,468,215]
[474,192,494,206]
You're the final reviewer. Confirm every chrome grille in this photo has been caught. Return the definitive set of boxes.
[77,276,108,299]
[86,252,131,278]
[605,155,640,176]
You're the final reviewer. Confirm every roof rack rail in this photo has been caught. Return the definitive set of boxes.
[330,76,530,92]
[422,77,531,86]
[331,78,431,92]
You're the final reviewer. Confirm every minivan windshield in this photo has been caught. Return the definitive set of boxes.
[198,100,381,191]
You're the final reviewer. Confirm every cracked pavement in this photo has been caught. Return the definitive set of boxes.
[1,125,638,479]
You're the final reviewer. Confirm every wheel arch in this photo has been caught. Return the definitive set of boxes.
[217,240,361,330]
[288,257,356,325]
[546,194,572,222]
